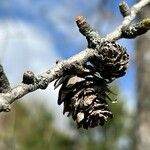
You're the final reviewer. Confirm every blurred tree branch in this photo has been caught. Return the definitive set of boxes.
[135,2,150,150]
[0,65,10,93]
[0,0,149,113]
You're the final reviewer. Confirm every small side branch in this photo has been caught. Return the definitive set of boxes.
[106,0,150,41]
[119,1,130,17]
[76,16,101,48]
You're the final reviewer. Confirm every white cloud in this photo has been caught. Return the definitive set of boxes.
[0,20,70,131]
[0,20,58,82]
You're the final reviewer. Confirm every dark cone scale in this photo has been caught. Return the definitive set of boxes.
[55,74,113,129]
[90,41,129,81]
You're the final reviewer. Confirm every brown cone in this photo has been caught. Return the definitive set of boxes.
[89,41,129,81]
[54,41,129,129]
[55,74,113,129]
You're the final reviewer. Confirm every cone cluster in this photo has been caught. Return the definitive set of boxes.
[54,41,129,129]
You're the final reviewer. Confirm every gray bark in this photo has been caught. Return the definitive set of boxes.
[135,4,150,150]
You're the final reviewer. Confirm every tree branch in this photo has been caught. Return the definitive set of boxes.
[0,0,149,112]
[106,0,150,41]
[0,48,95,112]
[122,18,150,38]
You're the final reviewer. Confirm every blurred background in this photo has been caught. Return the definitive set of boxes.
[0,0,149,150]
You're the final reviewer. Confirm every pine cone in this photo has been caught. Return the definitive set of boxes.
[54,73,113,129]
[54,40,129,129]
[89,41,129,81]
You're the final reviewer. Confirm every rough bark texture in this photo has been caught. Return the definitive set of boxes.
[136,4,150,150]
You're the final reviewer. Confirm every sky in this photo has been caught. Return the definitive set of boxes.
[0,0,137,130]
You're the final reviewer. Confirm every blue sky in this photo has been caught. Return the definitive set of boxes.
[0,0,137,129]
